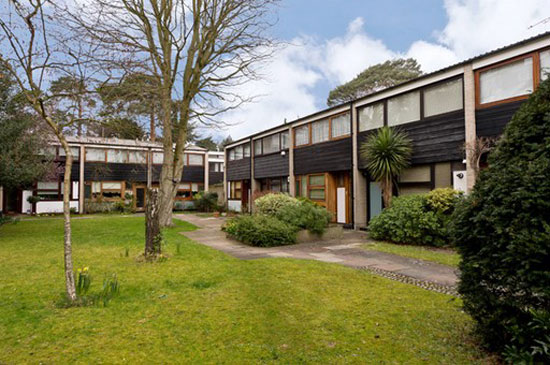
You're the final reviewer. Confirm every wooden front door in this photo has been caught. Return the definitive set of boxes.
[134,185,147,211]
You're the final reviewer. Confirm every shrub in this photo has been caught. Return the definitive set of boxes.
[425,187,462,214]
[275,198,332,235]
[450,78,550,362]
[254,193,298,216]
[368,194,447,246]
[222,214,297,247]
[194,191,219,212]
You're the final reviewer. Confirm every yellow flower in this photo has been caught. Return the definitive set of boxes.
[83,267,89,272]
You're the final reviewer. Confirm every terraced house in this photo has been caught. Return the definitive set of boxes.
[224,32,550,228]
[0,137,224,214]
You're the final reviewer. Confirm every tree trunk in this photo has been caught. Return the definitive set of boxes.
[381,176,393,208]
[150,110,155,142]
[60,139,77,302]
[145,188,162,257]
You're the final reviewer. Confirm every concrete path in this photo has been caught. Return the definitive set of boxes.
[176,214,459,294]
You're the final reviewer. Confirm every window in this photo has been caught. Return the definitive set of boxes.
[259,177,288,193]
[36,181,60,201]
[58,147,80,159]
[295,125,309,146]
[479,56,534,105]
[211,162,223,172]
[308,174,325,201]
[85,148,105,162]
[188,154,204,166]
[388,91,420,126]
[234,145,243,160]
[281,131,289,149]
[254,140,262,155]
[541,49,550,81]
[229,149,235,161]
[262,134,280,154]
[423,78,463,117]
[359,103,384,132]
[176,183,192,200]
[152,152,163,164]
[243,144,250,158]
[86,181,124,201]
[230,181,242,199]
[311,119,329,144]
[331,113,350,138]
[128,151,146,164]
[107,149,127,163]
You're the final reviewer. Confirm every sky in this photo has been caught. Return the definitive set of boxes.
[216,0,550,141]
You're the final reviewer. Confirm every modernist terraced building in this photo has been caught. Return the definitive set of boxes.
[224,32,550,228]
[0,137,224,214]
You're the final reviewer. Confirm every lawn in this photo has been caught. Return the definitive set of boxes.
[0,216,489,363]
[363,241,461,267]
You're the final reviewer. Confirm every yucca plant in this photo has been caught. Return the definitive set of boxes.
[360,126,412,207]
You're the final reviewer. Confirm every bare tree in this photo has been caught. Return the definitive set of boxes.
[464,136,498,182]
[66,0,278,254]
[0,0,96,302]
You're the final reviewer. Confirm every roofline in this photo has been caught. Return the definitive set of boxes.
[225,31,550,149]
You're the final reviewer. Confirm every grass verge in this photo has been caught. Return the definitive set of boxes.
[362,241,460,267]
[0,216,488,363]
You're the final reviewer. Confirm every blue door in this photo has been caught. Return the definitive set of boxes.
[369,182,383,221]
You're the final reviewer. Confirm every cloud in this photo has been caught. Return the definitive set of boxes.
[223,0,550,139]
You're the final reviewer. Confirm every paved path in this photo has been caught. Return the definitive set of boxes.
[176,214,459,295]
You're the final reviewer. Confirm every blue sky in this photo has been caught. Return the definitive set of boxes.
[217,0,550,140]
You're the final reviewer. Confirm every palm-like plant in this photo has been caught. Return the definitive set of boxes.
[360,126,412,207]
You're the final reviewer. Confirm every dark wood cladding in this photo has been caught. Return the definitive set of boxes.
[357,130,377,169]
[76,163,204,183]
[359,110,465,167]
[254,153,289,179]
[294,137,351,175]
[227,158,251,181]
[82,162,148,181]
[209,172,223,185]
[476,100,524,138]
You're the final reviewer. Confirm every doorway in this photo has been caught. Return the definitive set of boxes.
[368,181,383,221]
[3,188,21,214]
[134,185,146,211]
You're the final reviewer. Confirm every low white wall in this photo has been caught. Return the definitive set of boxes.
[36,201,79,214]
[228,200,242,212]
[22,190,33,214]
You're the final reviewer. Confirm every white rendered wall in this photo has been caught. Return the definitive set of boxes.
[36,201,79,214]
[228,200,242,212]
[22,190,33,214]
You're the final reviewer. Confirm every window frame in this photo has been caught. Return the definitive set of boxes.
[227,144,249,160]
[540,47,550,81]
[85,181,125,202]
[422,77,464,118]
[307,173,326,204]
[187,153,204,166]
[387,90,421,126]
[475,51,540,108]
[85,147,107,162]
[293,111,351,148]
[229,181,242,200]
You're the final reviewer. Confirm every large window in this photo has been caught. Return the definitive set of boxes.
[153,152,164,164]
[307,174,326,202]
[229,149,235,161]
[229,181,242,199]
[128,151,147,164]
[254,139,262,155]
[175,182,204,200]
[85,148,106,162]
[85,181,124,201]
[58,146,80,159]
[262,134,280,154]
[359,103,384,132]
[478,56,534,105]
[243,144,250,158]
[210,162,223,172]
[423,78,463,117]
[107,149,127,163]
[259,177,288,193]
[36,181,61,201]
[228,144,248,160]
[188,154,204,166]
[541,49,550,81]
[234,145,243,160]
[311,119,329,144]
[331,113,350,138]
[388,91,420,126]
[295,125,309,146]
[281,131,289,149]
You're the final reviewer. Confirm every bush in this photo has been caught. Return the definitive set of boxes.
[368,194,447,246]
[450,78,550,361]
[426,187,462,214]
[254,193,298,216]
[194,191,219,212]
[275,198,332,235]
[222,214,297,247]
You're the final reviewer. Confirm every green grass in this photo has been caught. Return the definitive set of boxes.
[0,216,489,363]
[363,241,461,267]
